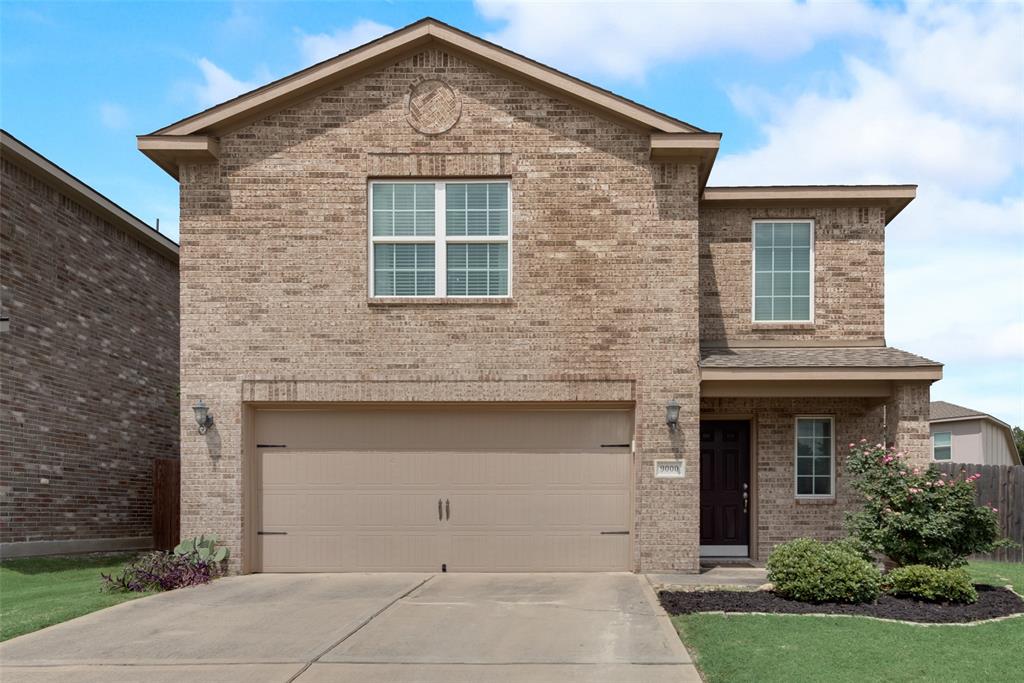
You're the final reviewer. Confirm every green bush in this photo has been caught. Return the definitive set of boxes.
[845,441,1010,568]
[767,538,882,604]
[885,564,978,604]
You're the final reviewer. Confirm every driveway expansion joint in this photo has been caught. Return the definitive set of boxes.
[285,575,434,683]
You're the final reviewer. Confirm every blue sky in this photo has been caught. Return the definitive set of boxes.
[3,1,1022,426]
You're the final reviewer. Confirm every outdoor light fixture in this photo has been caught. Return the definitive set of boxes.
[666,399,681,431]
[192,399,214,435]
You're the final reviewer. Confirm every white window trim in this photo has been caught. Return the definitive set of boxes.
[932,431,953,460]
[751,219,815,324]
[368,179,512,299]
[794,415,835,500]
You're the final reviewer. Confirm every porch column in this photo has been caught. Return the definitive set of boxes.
[884,381,932,467]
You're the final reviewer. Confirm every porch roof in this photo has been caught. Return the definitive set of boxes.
[700,346,942,382]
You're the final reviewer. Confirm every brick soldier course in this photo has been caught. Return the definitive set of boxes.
[140,18,940,573]
[1,131,179,557]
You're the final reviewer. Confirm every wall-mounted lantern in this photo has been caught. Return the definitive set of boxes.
[666,399,680,432]
[193,399,214,435]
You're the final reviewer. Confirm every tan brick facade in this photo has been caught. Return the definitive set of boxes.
[179,49,701,572]
[699,205,885,345]
[1,157,179,551]
[171,43,933,573]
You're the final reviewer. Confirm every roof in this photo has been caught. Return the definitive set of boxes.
[1,130,179,261]
[137,17,719,182]
[700,346,942,381]
[930,401,1011,429]
[702,185,917,225]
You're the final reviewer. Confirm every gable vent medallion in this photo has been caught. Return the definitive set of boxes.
[406,79,462,135]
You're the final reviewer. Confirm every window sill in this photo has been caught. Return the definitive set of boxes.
[368,297,514,306]
[752,322,815,329]
[795,497,836,505]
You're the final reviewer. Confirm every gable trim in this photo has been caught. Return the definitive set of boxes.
[148,18,703,139]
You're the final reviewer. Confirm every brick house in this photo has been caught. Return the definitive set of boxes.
[1,131,179,558]
[138,18,941,573]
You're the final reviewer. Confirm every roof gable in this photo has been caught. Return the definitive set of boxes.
[138,17,720,183]
[152,18,702,138]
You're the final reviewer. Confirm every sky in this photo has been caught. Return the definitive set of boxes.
[2,0,1022,426]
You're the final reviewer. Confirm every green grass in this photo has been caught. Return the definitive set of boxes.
[0,553,154,641]
[672,561,1024,683]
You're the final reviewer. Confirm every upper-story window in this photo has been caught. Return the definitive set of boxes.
[370,180,510,298]
[753,220,813,322]
[932,432,952,460]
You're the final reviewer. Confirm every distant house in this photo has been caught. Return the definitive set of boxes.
[929,401,1020,466]
[0,130,180,558]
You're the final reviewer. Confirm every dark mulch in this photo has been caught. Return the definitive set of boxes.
[659,585,1024,624]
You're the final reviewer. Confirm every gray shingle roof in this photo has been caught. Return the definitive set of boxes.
[699,346,941,369]
[930,401,990,422]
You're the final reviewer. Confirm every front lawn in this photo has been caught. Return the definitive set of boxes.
[0,553,153,641]
[672,561,1024,683]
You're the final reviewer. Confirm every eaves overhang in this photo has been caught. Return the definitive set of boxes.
[701,185,917,224]
[700,366,943,382]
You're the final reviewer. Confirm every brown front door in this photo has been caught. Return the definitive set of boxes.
[699,420,750,555]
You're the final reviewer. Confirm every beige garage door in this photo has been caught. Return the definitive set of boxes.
[255,406,633,572]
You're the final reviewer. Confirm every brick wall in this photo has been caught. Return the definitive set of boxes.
[0,159,179,548]
[701,395,886,560]
[178,49,703,572]
[699,205,885,345]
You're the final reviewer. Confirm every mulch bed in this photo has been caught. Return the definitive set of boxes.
[659,585,1024,624]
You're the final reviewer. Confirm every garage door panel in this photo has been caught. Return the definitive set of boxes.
[256,408,632,572]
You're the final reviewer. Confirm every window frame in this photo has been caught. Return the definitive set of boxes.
[751,219,815,324]
[367,178,513,299]
[932,431,952,460]
[793,415,836,500]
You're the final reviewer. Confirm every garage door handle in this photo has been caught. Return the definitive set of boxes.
[446,498,450,521]
[438,498,443,521]
[257,531,287,535]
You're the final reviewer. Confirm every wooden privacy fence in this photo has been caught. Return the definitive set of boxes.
[153,458,181,551]
[936,462,1024,563]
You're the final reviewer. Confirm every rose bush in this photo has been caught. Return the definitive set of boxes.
[845,440,1009,568]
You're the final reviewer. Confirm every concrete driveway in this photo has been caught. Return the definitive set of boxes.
[0,573,697,682]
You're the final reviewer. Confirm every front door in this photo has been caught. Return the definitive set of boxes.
[699,420,750,557]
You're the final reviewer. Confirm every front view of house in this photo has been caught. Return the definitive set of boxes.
[140,18,941,574]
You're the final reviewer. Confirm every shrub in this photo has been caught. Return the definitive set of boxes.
[103,535,229,593]
[767,538,882,604]
[102,551,219,593]
[845,440,1010,568]
[885,564,978,604]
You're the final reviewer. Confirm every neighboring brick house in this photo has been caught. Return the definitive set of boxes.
[929,401,1020,466]
[1,131,179,557]
[138,18,940,573]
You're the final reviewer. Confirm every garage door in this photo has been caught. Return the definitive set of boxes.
[255,406,633,572]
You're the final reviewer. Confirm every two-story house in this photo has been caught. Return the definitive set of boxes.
[139,18,941,574]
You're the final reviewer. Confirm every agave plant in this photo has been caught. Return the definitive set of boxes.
[174,533,229,564]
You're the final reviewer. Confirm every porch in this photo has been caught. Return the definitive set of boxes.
[696,346,942,562]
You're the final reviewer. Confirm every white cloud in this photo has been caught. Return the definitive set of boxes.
[476,0,878,80]
[299,19,394,65]
[192,58,259,107]
[98,102,129,129]
[708,1,1024,425]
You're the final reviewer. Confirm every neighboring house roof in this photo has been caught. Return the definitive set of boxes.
[929,401,1021,466]
[699,346,942,381]
[1,130,179,261]
[930,400,1004,424]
